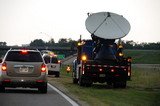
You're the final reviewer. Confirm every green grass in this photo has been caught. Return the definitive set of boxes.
[129,67,160,89]
[48,50,160,105]
[124,50,160,64]
[48,65,160,106]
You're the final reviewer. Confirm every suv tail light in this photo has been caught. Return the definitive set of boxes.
[2,62,7,71]
[58,60,61,64]
[41,63,46,72]
[20,49,28,55]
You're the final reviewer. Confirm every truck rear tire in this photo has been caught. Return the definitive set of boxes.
[73,78,78,84]
[86,82,92,87]
[79,76,92,87]
[120,81,127,88]
[113,81,126,88]
[79,77,85,86]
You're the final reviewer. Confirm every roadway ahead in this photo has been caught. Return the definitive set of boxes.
[0,84,78,106]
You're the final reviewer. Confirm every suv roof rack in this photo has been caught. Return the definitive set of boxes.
[9,47,39,51]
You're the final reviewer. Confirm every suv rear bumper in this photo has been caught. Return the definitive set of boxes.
[0,75,47,88]
[1,80,47,88]
[48,70,59,74]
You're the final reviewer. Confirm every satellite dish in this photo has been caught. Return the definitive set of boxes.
[85,12,131,39]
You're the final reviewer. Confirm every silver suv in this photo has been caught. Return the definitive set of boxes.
[0,49,47,93]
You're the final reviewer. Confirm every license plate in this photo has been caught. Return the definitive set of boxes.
[99,74,105,77]
[51,65,56,68]
[19,67,28,73]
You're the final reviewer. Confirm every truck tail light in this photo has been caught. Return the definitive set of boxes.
[58,60,61,64]
[2,62,7,71]
[99,68,103,72]
[127,58,132,62]
[128,66,131,76]
[82,65,85,74]
[127,57,132,62]
[82,70,85,74]
[111,69,115,72]
[128,71,131,76]
[41,63,46,72]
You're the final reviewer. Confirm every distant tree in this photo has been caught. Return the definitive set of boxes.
[57,38,68,47]
[142,42,160,50]
[46,38,55,46]
[30,39,46,47]
[70,41,77,50]
[49,38,55,44]
[29,38,160,50]
[68,38,73,42]
[57,38,77,48]
[58,38,68,44]
[67,38,77,50]
[0,42,7,46]
[122,40,134,49]
[122,40,160,50]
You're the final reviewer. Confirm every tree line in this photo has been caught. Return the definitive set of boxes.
[0,39,160,50]
[30,38,76,48]
[122,40,160,50]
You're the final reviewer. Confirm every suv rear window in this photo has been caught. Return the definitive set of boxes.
[5,51,43,62]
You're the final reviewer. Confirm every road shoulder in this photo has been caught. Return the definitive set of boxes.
[48,76,89,106]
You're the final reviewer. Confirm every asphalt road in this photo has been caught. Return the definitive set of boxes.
[0,84,78,106]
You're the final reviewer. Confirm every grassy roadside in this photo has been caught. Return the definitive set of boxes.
[124,50,160,64]
[48,65,160,106]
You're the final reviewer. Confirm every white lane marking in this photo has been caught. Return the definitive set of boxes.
[48,83,79,106]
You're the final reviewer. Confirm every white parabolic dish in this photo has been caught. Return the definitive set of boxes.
[85,12,131,39]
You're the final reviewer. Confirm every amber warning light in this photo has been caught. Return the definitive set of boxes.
[81,55,87,61]
[66,65,71,73]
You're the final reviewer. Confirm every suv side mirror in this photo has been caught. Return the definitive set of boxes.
[0,59,2,63]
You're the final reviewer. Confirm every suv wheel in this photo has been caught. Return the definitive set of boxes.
[73,78,78,84]
[38,83,47,93]
[55,72,60,77]
[0,85,5,92]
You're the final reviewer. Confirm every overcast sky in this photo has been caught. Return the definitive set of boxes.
[0,0,160,46]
